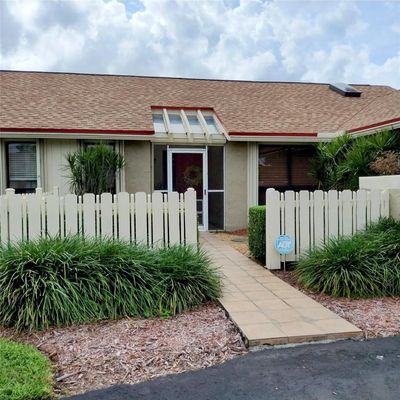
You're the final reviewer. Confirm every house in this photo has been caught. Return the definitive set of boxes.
[1,70,399,231]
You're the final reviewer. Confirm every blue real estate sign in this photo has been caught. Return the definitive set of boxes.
[275,235,293,255]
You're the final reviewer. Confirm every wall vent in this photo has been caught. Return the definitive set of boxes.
[329,82,362,97]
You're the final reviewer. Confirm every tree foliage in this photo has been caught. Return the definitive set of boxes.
[310,129,400,190]
[66,144,125,195]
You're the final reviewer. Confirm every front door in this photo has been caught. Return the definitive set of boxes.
[167,149,208,230]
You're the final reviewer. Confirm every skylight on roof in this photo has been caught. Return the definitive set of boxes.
[152,113,166,133]
[151,108,225,142]
[167,112,185,134]
[204,115,219,134]
[187,114,203,134]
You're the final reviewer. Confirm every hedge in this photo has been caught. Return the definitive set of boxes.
[248,206,266,263]
[0,236,221,331]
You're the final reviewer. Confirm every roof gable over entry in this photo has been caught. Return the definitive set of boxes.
[0,71,399,140]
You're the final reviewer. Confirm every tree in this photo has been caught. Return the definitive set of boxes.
[66,144,125,195]
[310,129,400,190]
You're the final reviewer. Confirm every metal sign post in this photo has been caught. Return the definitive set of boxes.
[274,235,294,272]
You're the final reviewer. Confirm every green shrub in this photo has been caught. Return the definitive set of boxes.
[248,206,266,262]
[0,339,53,400]
[295,218,400,298]
[66,143,125,195]
[311,129,400,190]
[0,237,221,331]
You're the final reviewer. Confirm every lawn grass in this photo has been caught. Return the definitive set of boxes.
[295,218,400,298]
[0,339,53,400]
[0,236,221,331]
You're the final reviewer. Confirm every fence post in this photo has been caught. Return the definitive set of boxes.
[0,194,8,245]
[265,188,281,270]
[184,188,197,245]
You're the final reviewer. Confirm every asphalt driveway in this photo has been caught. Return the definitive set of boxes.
[64,337,400,400]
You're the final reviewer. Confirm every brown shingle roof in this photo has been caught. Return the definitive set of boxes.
[0,71,399,135]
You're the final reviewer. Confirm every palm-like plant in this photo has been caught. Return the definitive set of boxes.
[66,144,125,195]
[310,129,400,190]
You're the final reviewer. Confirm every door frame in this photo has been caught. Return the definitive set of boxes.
[167,148,208,231]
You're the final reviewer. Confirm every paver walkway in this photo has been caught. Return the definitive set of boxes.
[201,233,362,346]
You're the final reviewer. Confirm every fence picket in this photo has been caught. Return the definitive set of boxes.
[152,192,164,246]
[299,191,310,254]
[370,190,381,221]
[356,190,367,231]
[313,190,325,247]
[46,195,60,237]
[328,190,339,238]
[265,189,281,269]
[117,192,130,241]
[342,190,353,235]
[26,194,41,240]
[8,191,22,242]
[100,193,113,237]
[167,192,180,246]
[184,188,197,245]
[135,192,147,245]
[284,191,296,262]
[0,196,8,245]
[65,194,78,235]
[83,194,95,238]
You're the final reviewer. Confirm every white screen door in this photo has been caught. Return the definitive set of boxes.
[167,148,208,230]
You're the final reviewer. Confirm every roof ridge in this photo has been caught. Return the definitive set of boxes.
[0,69,385,87]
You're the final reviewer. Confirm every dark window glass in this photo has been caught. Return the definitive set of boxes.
[153,145,167,190]
[258,145,317,204]
[208,192,224,230]
[6,142,37,193]
[208,146,224,190]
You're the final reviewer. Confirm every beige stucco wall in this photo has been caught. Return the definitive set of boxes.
[124,141,152,193]
[42,139,79,194]
[224,141,248,231]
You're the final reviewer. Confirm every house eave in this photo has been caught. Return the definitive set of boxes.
[0,128,155,141]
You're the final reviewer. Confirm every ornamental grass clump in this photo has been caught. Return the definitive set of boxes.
[0,236,221,331]
[295,218,400,298]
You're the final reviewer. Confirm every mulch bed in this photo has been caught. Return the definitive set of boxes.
[0,303,246,396]
[215,231,400,339]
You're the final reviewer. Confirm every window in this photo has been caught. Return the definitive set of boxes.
[258,145,317,204]
[152,114,166,133]
[153,145,168,191]
[204,115,219,134]
[6,142,37,193]
[168,113,185,133]
[187,115,203,134]
[151,109,224,139]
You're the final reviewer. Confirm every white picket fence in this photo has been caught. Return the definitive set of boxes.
[265,188,390,269]
[0,188,197,246]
